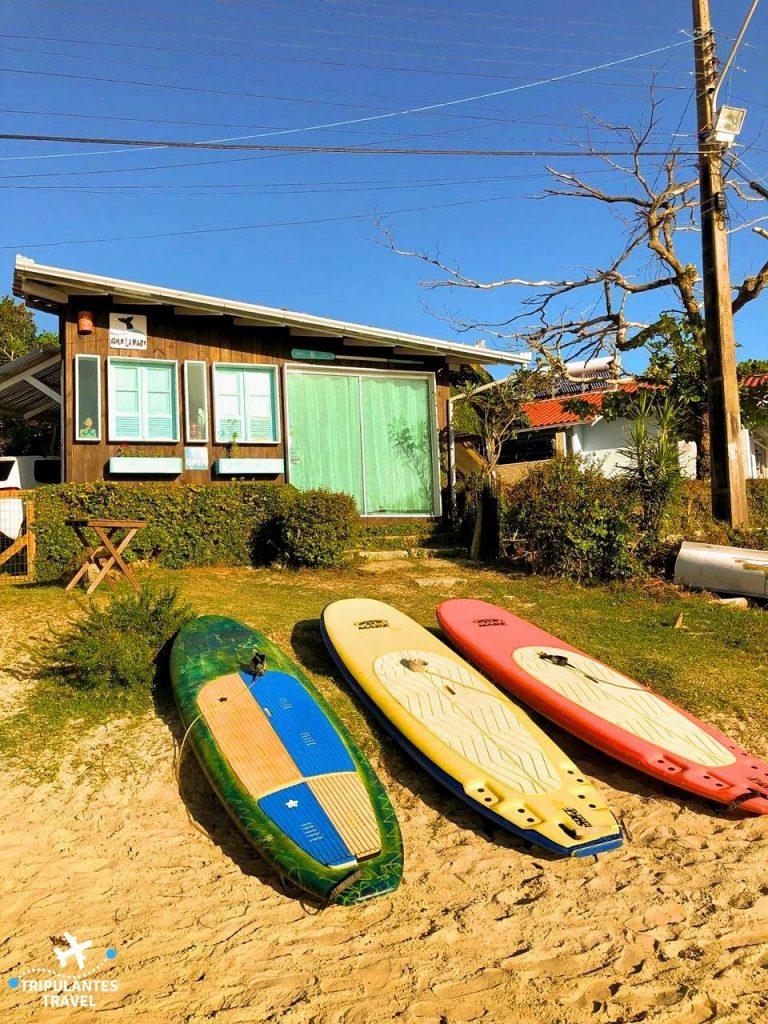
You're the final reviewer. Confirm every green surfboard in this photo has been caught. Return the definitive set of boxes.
[170,615,403,905]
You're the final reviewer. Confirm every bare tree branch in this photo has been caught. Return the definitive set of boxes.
[380,92,767,374]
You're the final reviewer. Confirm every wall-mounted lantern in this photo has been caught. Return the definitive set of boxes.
[77,311,94,335]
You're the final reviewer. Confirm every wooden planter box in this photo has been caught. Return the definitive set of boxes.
[214,458,285,476]
[108,456,183,476]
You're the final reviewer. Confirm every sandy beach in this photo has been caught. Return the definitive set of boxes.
[3,700,768,1024]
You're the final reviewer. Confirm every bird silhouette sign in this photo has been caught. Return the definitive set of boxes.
[109,313,147,350]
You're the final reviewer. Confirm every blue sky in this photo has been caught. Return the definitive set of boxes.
[1,0,766,374]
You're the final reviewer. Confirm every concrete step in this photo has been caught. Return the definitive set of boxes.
[353,546,464,562]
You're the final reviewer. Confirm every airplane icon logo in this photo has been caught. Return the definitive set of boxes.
[50,933,93,971]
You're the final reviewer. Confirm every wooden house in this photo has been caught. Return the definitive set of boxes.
[12,256,526,517]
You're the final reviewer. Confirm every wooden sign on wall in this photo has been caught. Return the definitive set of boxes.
[109,313,148,350]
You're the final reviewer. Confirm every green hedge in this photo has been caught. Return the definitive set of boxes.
[498,462,768,584]
[33,482,357,581]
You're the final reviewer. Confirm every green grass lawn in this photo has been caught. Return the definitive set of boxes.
[1,560,767,776]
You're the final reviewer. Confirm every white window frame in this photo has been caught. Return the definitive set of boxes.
[74,353,101,443]
[183,360,209,444]
[107,357,179,443]
[283,363,441,517]
[212,363,280,445]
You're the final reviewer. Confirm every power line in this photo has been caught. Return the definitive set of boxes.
[0,30,692,85]
[0,34,693,69]
[0,0,656,35]
[0,2,674,50]
[0,40,691,115]
[0,192,579,251]
[0,35,699,166]
[0,169,631,197]
[0,10,694,71]
[0,105,693,137]
[319,0,656,31]
[0,133,703,157]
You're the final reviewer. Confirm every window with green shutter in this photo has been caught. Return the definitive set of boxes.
[212,364,279,444]
[107,358,179,442]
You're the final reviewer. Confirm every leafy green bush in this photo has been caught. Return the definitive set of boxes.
[278,489,358,567]
[39,584,194,691]
[500,455,639,582]
[33,481,324,581]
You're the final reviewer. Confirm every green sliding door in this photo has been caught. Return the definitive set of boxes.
[360,377,434,514]
[286,371,436,515]
[286,372,364,508]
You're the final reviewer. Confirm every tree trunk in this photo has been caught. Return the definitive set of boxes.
[469,487,484,561]
[694,406,711,480]
[469,476,500,561]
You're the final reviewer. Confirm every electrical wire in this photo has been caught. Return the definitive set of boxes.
[0,30,692,85]
[0,41,691,115]
[0,169,630,197]
[0,105,694,138]
[319,0,655,30]
[0,191,588,251]
[0,1,674,49]
[0,134,704,157]
[0,0,656,35]
[0,35,699,166]
[0,10,695,71]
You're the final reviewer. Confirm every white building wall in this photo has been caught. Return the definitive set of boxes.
[569,418,697,479]
[743,426,768,479]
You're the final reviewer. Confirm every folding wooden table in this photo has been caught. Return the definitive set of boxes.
[65,519,147,595]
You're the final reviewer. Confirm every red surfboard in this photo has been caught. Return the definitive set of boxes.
[436,599,768,815]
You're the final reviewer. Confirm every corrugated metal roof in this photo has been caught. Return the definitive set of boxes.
[13,255,529,368]
[0,347,61,417]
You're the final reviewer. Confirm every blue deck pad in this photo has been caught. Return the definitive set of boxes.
[241,670,355,778]
[259,782,356,869]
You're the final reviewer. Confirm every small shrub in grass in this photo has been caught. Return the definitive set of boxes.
[501,455,639,582]
[40,584,194,691]
[278,489,358,567]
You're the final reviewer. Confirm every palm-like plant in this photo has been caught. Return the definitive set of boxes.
[622,393,682,555]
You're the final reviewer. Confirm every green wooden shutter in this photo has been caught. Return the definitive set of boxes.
[144,364,176,441]
[244,369,276,442]
[112,363,141,440]
[214,366,244,443]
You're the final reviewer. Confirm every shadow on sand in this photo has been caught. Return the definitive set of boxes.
[152,667,318,906]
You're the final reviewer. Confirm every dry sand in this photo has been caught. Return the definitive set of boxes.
[2,700,768,1024]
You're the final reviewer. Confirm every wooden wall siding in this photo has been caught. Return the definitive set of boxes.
[63,300,451,487]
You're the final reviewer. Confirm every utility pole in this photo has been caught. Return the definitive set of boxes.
[691,0,749,526]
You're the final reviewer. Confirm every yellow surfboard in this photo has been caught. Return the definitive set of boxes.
[321,599,623,858]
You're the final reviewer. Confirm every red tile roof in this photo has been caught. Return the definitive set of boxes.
[522,374,767,431]
[523,381,638,429]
